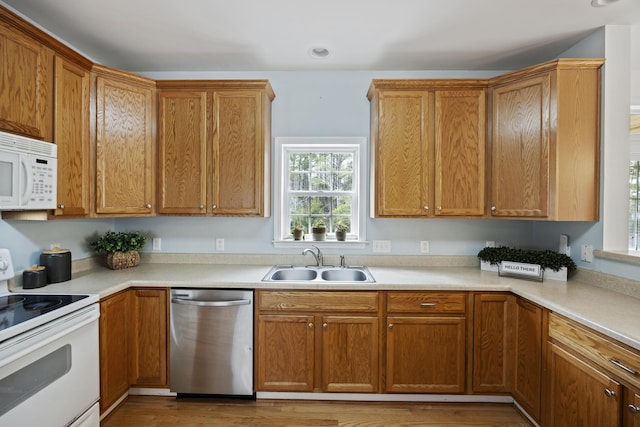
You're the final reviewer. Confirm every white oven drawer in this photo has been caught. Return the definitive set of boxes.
[0,304,99,427]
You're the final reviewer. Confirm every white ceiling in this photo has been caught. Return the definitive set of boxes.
[1,0,639,72]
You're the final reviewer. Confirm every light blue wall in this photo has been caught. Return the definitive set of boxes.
[2,27,636,280]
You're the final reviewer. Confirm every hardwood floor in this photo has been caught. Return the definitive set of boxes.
[102,396,533,426]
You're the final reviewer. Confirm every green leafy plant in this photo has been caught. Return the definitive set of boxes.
[335,220,349,233]
[90,231,147,254]
[477,246,577,272]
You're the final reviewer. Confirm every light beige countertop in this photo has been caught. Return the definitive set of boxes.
[13,262,640,353]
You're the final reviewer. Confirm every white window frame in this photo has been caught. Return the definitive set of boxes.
[273,136,367,248]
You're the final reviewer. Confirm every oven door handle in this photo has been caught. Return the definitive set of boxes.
[0,305,99,368]
[171,298,251,307]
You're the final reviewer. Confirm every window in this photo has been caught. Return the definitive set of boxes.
[273,137,367,247]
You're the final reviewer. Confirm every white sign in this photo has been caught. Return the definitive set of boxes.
[499,261,543,281]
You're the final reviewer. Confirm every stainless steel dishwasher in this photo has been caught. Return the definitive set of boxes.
[170,289,254,397]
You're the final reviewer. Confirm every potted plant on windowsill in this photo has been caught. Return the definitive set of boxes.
[292,222,305,241]
[90,231,147,270]
[311,220,327,241]
[477,246,577,281]
[335,222,348,241]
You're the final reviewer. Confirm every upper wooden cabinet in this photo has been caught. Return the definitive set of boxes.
[368,80,486,218]
[93,65,156,216]
[0,20,53,141]
[53,56,91,216]
[489,59,604,220]
[156,81,274,217]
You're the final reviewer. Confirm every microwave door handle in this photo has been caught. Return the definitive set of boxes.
[19,154,31,206]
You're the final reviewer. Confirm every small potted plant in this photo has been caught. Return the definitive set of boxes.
[311,220,327,241]
[335,221,348,241]
[477,246,577,281]
[292,222,305,241]
[90,231,147,270]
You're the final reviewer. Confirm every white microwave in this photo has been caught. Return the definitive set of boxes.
[0,131,57,211]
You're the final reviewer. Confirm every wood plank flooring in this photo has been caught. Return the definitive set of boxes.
[102,396,533,426]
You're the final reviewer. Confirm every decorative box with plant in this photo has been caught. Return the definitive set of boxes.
[311,220,327,241]
[477,246,576,280]
[90,231,147,270]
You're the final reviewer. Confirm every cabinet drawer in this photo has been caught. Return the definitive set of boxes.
[386,292,466,314]
[549,312,640,390]
[257,291,379,312]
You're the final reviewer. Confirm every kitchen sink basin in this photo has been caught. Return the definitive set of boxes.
[269,268,318,281]
[262,265,375,283]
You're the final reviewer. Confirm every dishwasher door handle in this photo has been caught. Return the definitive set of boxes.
[171,298,251,307]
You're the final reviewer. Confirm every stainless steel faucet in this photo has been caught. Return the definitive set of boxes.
[302,245,323,267]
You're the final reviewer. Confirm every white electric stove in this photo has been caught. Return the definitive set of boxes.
[0,248,100,427]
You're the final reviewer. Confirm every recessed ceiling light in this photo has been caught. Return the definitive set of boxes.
[591,0,621,7]
[309,47,330,59]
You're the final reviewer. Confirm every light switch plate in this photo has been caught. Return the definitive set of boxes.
[152,238,161,251]
[420,241,430,254]
[373,240,391,253]
[216,238,225,251]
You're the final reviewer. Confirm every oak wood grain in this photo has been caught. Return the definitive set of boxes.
[258,291,379,313]
[100,291,130,414]
[387,291,466,314]
[512,297,542,421]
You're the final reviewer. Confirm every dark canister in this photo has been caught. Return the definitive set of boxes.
[40,248,72,283]
[23,265,47,289]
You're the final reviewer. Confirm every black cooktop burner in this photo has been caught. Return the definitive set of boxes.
[0,294,89,331]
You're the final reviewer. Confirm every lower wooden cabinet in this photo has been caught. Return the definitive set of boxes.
[99,290,130,413]
[99,288,169,414]
[513,297,543,421]
[547,342,622,426]
[625,391,640,427]
[385,292,467,393]
[128,288,169,387]
[255,291,380,393]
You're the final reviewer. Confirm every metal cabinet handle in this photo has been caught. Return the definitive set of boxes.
[58,204,65,209]
[308,322,313,329]
[323,323,328,328]
[145,204,152,209]
[629,405,640,414]
[171,298,250,307]
[491,206,496,211]
[609,358,638,375]
[604,388,616,398]
[199,204,204,209]
[423,205,429,211]
[420,302,437,307]
[212,204,217,209]
[437,206,442,211]
[388,324,393,329]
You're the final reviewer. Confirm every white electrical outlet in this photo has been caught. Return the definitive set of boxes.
[216,238,225,251]
[581,244,594,262]
[373,240,391,253]
[152,238,161,251]
[559,234,570,256]
[420,241,430,254]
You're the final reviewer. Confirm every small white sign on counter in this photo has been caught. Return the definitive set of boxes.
[498,261,543,282]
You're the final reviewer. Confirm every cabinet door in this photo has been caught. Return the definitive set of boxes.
[99,291,130,413]
[95,75,155,215]
[513,297,543,421]
[0,22,52,141]
[373,90,430,216]
[625,391,640,427]
[256,314,315,392]
[211,90,266,215]
[157,90,207,214]
[472,293,513,393]
[129,288,168,387]
[491,74,550,217]
[321,316,379,393]
[386,316,466,393]
[53,56,90,216]
[434,89,485,216]
[547,343,622,427]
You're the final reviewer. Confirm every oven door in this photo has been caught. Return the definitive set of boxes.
[0,304,99,427]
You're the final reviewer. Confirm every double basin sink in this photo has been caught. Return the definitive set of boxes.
[262,265,375,283]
